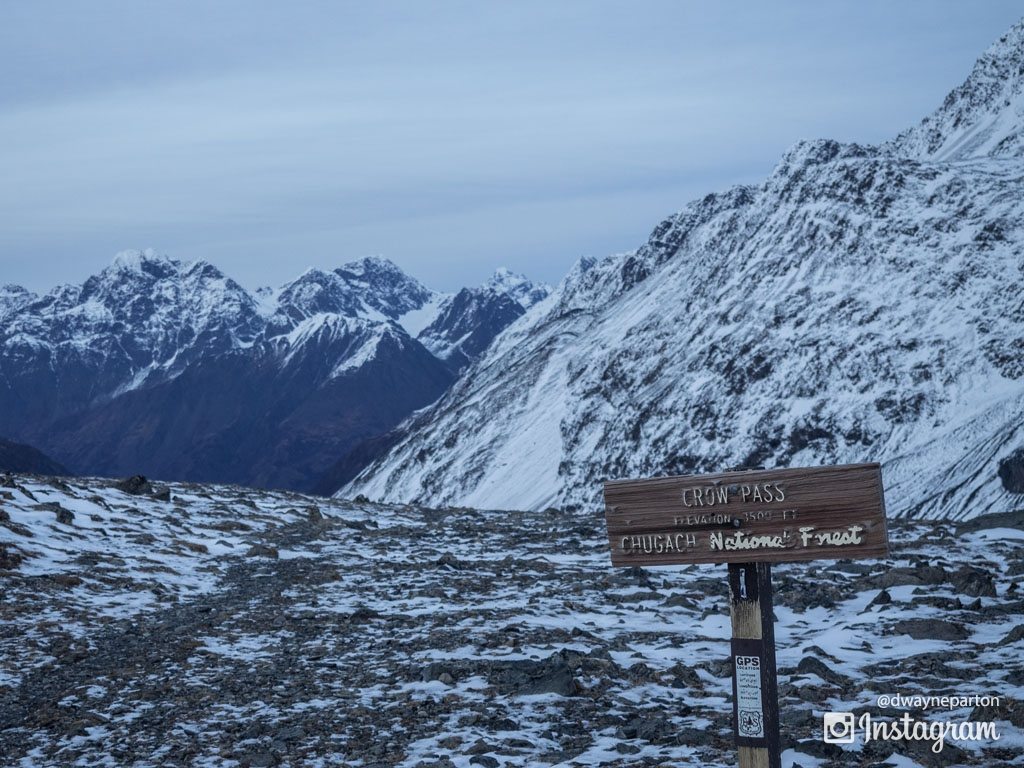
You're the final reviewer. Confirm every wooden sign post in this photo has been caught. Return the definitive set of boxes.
[604,463,888,768]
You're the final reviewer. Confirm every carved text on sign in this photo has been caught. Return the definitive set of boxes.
[604,464,888,566]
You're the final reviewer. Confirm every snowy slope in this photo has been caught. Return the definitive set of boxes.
[887,20,1024,161]
[345,20,1024,520]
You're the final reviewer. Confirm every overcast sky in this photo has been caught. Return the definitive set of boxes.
[2,2,1022,294]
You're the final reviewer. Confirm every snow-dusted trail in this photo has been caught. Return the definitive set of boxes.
[1,474,1022,767]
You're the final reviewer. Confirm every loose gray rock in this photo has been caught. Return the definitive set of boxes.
[795,656,850,687]
[0,543,23,569]
[893,619,969,641]
[997,623,1024,646]
[620,713,673,744]
[867,588,893,608]
[245,544,279,559]
[949,566,997,598]
[488,652,576,697]
[239,752,276,768]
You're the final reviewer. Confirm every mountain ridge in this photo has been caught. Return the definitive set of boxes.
[0,251,548,491]
[342,17,1024,520]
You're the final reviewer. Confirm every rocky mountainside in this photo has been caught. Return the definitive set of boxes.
[0,252,546,492]
[308,269,551,493]
[1,473,1021,766]
[0,439,68,475]
[419,288,527,373]
[344,19,1024,520]
[886,21,1024,161]
[418,269,551,373]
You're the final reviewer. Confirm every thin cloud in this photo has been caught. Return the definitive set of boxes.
[1,1,1021,292]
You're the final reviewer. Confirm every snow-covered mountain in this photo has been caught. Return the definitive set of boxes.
[0,252,542,491]
[416,269,551,372]
[1,250,264,427]
[343,19,1024,520]
[484,267,552,309]
[418,288,526,372]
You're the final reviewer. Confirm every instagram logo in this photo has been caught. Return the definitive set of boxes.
[823,712,856,744]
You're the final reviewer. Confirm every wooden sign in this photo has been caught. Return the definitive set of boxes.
[602,462,890,768]
[604,463,887,566]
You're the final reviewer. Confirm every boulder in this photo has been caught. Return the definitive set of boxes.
[115,475,153,496]
[795,655,850,686]
[244,544,279,559]
[950,566,997,598]
[893,618,969,641]
[487,652,577,697]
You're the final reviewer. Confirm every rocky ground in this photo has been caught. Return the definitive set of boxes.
[1,473,1022,768]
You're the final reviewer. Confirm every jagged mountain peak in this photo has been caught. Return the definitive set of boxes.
[483,267,552,308]
[2,249,265,406]
[772,139,872,172]
[417,286,525,372]
[267,311,403,374]
[104,248,229,280]
[90,250,248,310]
[109,247,172,272]
[0,247,539,494]
[1,283,33,297]
[333,257,434,320]
[268,268,364,333]
[887,16,1024,160]
[338,255,402,277]
[81,249,258,330]
[490,266,518,280]
[0,284,37,320]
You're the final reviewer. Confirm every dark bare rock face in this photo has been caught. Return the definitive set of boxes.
[312,427,409,496]
[114,475,153,496]
[0,438,69,476]
[41,325,454,492]
[998,448,1024,493]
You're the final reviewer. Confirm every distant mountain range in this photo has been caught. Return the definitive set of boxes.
[0,253,549,491]
[343,18,1024,520]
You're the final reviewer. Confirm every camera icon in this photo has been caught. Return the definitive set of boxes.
[822,712,856,744]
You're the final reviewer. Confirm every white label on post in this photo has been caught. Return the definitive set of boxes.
[735,654,765,738]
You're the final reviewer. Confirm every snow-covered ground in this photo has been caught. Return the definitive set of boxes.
[1,473,1021,767]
